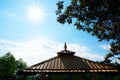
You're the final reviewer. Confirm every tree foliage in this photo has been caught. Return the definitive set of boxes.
[56,0,120,63]
[0,52,27,80]
[0,52,16,80]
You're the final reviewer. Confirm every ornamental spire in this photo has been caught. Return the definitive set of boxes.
[64,42,67,50]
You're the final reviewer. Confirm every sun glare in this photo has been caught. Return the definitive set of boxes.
[26,5,45,23]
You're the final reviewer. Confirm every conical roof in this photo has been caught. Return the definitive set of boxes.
[17,43,119,75]
[26,56,117,72]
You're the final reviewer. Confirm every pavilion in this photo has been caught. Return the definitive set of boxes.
[17,43,119,80]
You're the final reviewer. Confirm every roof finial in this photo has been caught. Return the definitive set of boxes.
[64,42,67,50]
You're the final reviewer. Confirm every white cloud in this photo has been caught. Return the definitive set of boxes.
[101,44,110,50]
[0,38,104,66]
[67,43,104,61]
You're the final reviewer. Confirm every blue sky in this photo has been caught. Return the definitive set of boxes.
[0,0,110,65]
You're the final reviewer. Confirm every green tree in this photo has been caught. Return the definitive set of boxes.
[15,59,28,80]
[0,52,16,80]
[16,59,27,71]
[0,52,27,80]
[56,0,120,63]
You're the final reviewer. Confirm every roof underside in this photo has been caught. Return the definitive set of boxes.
[18,55,118,74]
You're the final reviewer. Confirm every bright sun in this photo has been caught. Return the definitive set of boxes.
[26,5,45,23]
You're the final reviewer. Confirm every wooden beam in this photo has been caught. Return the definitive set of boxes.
[47,74,52,80]
[90,73,96,80]
[41,73,46,80]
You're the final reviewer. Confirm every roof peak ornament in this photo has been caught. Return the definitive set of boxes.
[64,42,67,50]
[57,43,75,57]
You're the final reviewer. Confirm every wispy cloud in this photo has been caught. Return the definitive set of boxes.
[0,38,103,66]
[100,44,110,50]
